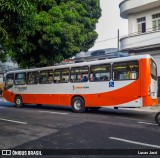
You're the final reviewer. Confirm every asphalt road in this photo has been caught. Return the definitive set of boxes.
[0,101,160,158]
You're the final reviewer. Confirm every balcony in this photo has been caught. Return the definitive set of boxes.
[119,0,160,19]
[120,30,160,51]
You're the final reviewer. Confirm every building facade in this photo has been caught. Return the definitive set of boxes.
[119,0,160,96]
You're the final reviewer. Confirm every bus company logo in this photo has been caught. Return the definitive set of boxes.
[73,86,89,90]
[109,82,114,87]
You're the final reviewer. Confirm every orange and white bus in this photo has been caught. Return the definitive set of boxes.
[3,54,158,112]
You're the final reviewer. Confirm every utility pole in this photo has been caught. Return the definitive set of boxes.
[117,29,120,51]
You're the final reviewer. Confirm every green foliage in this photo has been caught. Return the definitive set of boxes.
[0,0,101,68]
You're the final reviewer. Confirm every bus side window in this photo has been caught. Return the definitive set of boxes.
[27,71,39,84]
[113,61,138,80]
[90,64,111,82]
[40,70,53,84]
[54,69,61,83]
[70,67,79,82]
[54,69,70,83]
[61,69,70,83]
[70,66,89,82]
[15,73,26,85]
[5,74,14,89]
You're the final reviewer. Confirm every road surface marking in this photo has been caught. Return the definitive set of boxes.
[109,137,160,148]
[138,121,158,126]
[0,107,6,109]
[39,110,68,115]
[115,116,142,122]
[0,118,27,124]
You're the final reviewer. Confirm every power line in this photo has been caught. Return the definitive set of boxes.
[95,27,158,43]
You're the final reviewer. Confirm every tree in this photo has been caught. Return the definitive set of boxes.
[0,0,36,62]
[0,0,101,68]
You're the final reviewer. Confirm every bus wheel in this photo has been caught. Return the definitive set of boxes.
[71,97,86,113]
[15,96,23,108]
[155,112,160,126]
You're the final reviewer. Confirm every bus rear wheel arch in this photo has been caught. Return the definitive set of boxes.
[71,96,86,113]
[14,95,23,108]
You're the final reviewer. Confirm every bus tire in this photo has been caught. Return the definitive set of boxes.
[71,97,86,113]
[15,96,23,108]
[155,112,160,126]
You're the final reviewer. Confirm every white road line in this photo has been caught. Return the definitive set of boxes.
[0,107,6,109]
[109,137,160,148]
[39,110,68,115]
[138,121,158,126]
[0,118,27,124]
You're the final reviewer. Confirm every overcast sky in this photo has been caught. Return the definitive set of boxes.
[90,0,128,51]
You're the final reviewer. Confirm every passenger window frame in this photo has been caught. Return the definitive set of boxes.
[14,72,26,85]
[70,66,89,83]
[112,60,139,81]
[54,68,70,83]
[26,71,39,85]
[89,64,111,82]
[39,70,53,84]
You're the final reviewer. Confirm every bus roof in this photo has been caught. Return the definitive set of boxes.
[6,54,153,74]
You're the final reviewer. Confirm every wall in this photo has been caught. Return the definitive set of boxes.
[128,7,160,34]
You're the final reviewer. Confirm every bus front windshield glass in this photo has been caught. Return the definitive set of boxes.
[5,74,14,89]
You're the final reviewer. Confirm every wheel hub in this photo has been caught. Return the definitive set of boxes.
[74,100,81,110]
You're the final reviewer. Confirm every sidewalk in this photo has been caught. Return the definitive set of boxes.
[122,105,160,113]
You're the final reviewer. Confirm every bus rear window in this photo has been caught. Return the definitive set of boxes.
[151,60,157,80]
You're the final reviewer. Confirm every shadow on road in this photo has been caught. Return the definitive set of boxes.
[0,101,156,121]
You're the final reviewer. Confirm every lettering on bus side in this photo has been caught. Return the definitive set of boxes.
[15,87,27,91]
[73,85,89,90]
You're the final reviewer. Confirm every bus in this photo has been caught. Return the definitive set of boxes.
[3,54,158,112]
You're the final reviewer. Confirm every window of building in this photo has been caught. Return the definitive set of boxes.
[54,69,70,83]
[152,13,160,31]
[90,64,111,82]
[5,73,14,88]
[39,70,53,84]
[70,66,89,82]
[137,17,146,33]
[15,73,26,85]
[27,71,39,84]
[113,61,138,80]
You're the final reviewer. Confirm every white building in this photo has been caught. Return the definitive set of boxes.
[119,0,160,96]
